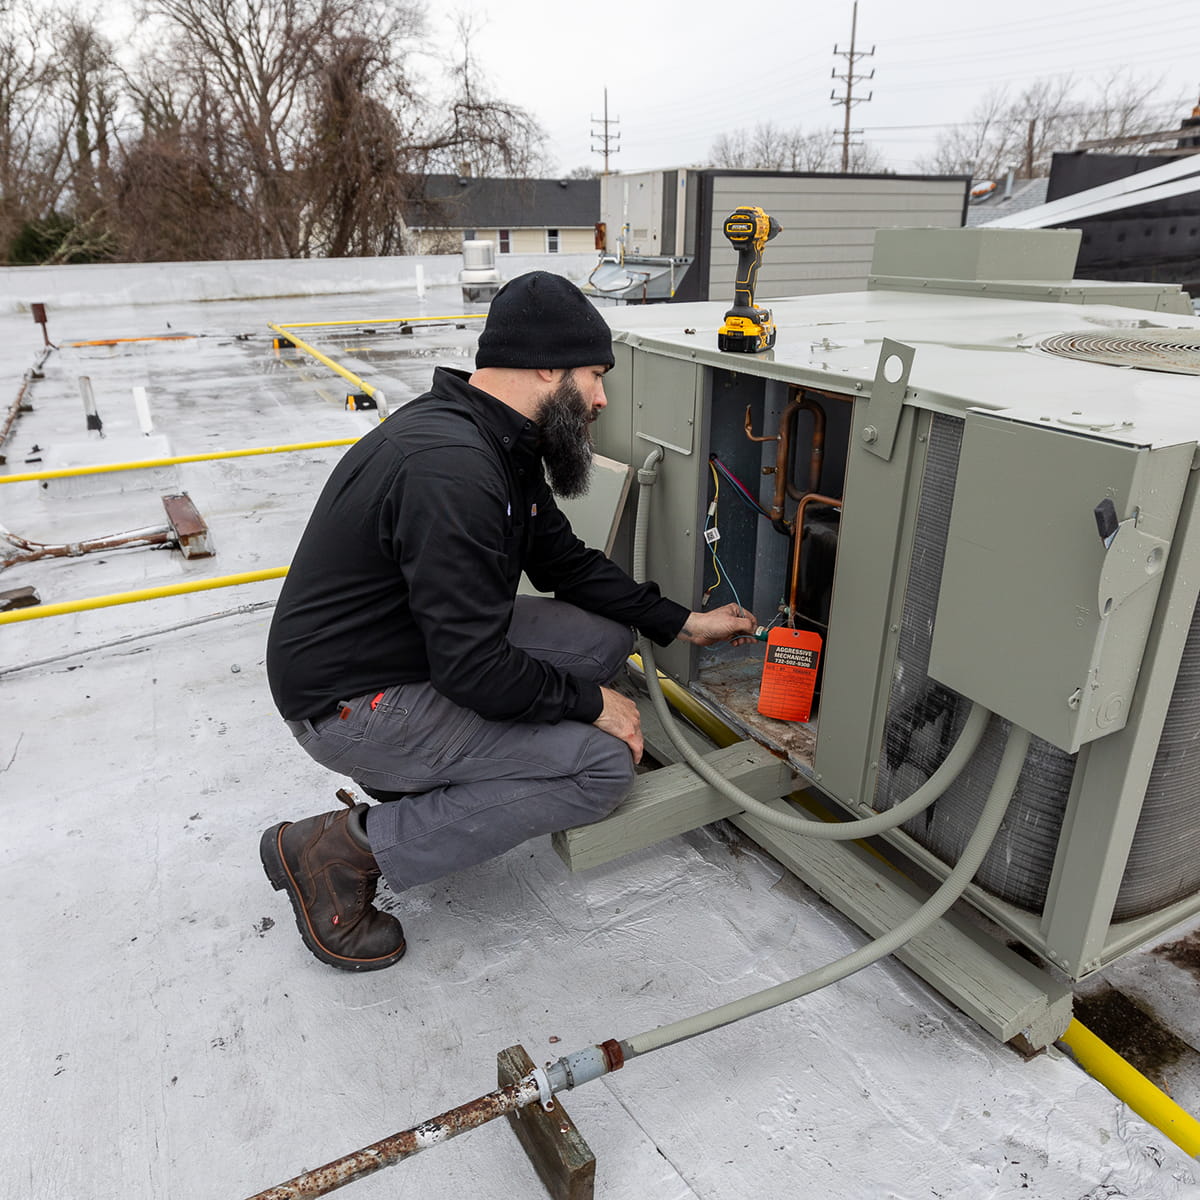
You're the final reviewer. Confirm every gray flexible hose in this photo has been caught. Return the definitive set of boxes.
[633,446,987,839]
[623,720,1030,1058]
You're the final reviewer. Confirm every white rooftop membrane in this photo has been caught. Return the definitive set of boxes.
[1,271,1198,1199]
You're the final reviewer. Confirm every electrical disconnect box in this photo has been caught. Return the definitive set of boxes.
[588,228,1200,1017]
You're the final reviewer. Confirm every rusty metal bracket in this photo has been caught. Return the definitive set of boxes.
[161,493,213,558]
[861,339,915,461]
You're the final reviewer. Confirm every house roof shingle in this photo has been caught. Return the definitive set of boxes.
[406,175,600,230]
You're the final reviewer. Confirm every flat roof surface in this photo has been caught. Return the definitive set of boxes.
[2,275,1199,1199]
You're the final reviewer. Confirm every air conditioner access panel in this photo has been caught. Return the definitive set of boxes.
[927,410,1194,754]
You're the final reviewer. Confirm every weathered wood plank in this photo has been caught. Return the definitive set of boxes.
[553,741,794,872]
[497,1044,595,1200]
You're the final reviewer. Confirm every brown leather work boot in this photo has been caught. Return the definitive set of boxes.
[260,804,406,972]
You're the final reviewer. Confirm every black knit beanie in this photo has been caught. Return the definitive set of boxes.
[475,271,614,370]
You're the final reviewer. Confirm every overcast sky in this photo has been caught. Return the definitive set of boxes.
[426,0,1200,175]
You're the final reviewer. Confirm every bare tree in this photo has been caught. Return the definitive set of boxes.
[138,0,396,256]
[920,73,1189,181]
[709,121,884,173]
[52,10,121,218]
[2,0,550,262]
[422,15,546,179]
[0,2,70,258]
[299,33,415,257]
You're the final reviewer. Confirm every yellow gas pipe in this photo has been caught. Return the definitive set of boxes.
[0,567,286,625]
[0,438,357,486]
[1059,1019,1200,1157]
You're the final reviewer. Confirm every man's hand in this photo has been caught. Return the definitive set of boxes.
[593,685,643,764]
[676,602,757,646]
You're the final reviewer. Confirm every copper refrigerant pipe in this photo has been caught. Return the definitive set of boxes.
[787,492,842,626]
[787,396,826,501]
[743,389,828,521]
[743,398,798,522]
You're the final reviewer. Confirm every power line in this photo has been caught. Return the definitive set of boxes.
[831,0,874,172]
[590,87,620,175]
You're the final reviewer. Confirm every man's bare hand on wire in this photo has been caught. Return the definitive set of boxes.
[676,603,757,647]
[593,685,644,764]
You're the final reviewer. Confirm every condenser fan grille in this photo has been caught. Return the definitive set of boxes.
[1033,329,1200,375]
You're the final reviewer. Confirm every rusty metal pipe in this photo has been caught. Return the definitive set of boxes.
[787,493,842,626]
[245,1076,543,1199]
[0,524,173,569]
[0,350,51,461]
[245,1042,622,1199]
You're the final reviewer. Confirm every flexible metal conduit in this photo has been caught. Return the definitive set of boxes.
[0,438,357,486]
[623,718,1030,1057]
[634,446,986,840]
[0,599,276,677]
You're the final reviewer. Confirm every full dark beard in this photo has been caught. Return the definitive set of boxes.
[537,374,594,499]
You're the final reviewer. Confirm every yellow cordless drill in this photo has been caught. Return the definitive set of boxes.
[717,206,782,353]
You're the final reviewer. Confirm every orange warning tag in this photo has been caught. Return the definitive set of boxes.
[758,627,823,722]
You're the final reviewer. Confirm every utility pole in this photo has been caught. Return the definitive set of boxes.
[591,88,621,175]
[831,1,875,172]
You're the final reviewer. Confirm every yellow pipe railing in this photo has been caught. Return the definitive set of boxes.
[268,313,488,417]
[0,567,287,625]
[0,438,357,486]
[1059,1018,1200,1158]
[268,323,381,405]
[272,313,485,331]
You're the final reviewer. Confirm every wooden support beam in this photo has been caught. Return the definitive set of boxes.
[497,1044,595,1200]
[553,738,794,872]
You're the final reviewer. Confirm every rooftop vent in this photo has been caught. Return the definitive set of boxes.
[1032,329,1200,375]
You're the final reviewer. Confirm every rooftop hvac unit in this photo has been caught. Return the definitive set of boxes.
[579,227,1200,1048]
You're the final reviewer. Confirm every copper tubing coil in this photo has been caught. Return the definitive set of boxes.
[744,386,844,521]
[787,492,843,627]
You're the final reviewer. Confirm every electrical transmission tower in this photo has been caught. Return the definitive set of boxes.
[591,88,621,175]
[831,1,874,172]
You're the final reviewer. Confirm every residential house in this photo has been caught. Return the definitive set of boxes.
[402,175,600,257]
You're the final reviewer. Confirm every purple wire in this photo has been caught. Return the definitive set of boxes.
[711,456,769,516]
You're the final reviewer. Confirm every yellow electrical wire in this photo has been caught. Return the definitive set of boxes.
[704,461,722,603]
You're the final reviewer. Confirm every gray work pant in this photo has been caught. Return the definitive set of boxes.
[285,597,636,891]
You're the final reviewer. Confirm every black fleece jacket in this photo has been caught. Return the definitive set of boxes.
[267,367,689,724]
